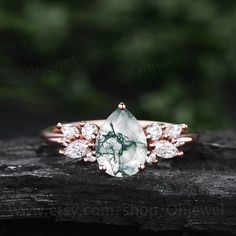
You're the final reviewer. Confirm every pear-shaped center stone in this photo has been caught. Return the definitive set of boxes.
[96,107,147,177]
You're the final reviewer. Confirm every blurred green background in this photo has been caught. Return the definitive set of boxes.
[0,0,236,138]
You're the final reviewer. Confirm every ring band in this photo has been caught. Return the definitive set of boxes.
[41,103,199,177]
[41,120,198,143]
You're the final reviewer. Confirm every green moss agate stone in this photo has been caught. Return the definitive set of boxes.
[96,107,147,177]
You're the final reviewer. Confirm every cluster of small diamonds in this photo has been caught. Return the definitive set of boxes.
[57,122,98,162]
[145,123,187,164]
[55,121,188,166]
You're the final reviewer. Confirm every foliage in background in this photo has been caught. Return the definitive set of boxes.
[0,0,236,130]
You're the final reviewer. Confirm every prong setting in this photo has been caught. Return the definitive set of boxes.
[171,138,177,144]
[152,159,158,164]
[59,149,64,155]
[139,164,145,170]
[56,122,62,129]
[88,143,95,149]
[149,143,155,149]
[118,102,126,110]
[160,123,167,130]
[79,121,86,127]
[182,124,188,132]
[99,165,106,171]
[163,134,169,139]
[178,151,184,157]
[146,152,158,164]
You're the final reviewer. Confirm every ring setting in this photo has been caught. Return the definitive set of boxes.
[41,103,198,177]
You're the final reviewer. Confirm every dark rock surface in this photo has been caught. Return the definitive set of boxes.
[0,131,235,234]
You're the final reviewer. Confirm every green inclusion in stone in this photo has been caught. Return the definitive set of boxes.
[96,107,147,177]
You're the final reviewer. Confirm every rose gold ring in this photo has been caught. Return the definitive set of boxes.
[41,102,199,177]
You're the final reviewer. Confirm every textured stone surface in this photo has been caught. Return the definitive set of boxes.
[0,131,235,234]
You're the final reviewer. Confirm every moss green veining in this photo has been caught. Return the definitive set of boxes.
[96,108,147,177]
[97,123,140,176]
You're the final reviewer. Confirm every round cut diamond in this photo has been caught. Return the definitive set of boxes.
[146,153,157,164]
[165,124,182,138]
[154,140,179,159]
[61,124,79,137]
[64,140,89,159]
[84,152,97,162]
[81,122,98,140]
[146,123,162,140]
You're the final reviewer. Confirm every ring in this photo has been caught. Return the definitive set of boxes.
[41,102,199,177]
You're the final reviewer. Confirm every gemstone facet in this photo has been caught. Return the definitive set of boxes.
[165,124,182,138]
[61,124,79,137]
[81,122,98,140]
[96,107,147,177]
[146,153,157,164]
[64,140,89,159]
[154,140,179,159]
[146,123,162,140]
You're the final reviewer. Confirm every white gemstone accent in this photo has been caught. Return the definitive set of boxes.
[84,152,97,162]
[64,140,89,159]
[81,122,98,140]
[146,153,157,164]
[154,140,179,159]
[61,124,79,137]
[146,123,162,140]
[89,155,97,162]
[165,124,182,138]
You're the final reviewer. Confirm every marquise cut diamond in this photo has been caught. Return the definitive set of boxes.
[61,124,79,137]
[154,140,179,159]
[165,124,182,138]
[64,140,89,159]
